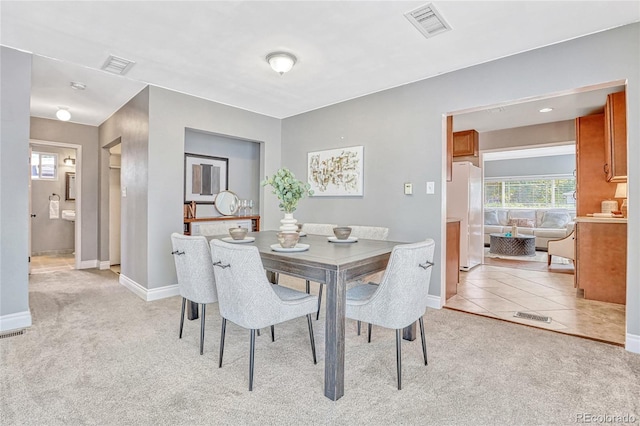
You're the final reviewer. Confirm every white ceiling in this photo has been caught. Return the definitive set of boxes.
[1,1,638,129]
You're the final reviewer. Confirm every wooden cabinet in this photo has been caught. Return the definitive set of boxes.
[452,130,478,157]
[604,90,627,182]
[184,215,260,235]
[574,219,626,304]
[575,113,617,216]
[446,219,460,300]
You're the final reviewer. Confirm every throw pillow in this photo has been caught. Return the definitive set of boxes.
[508,218,535,228]
[540,211,570,229]
[484,210,500,225]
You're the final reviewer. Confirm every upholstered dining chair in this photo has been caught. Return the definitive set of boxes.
[346,239,435,390]
[209,239,319,391]
[197,222,232,237]
[170,233,218,355]
[348,225,389,241]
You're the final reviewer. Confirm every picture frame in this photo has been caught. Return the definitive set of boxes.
[184,153,229,203]
[307,145,364,196]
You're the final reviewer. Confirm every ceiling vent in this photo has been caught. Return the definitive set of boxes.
[101,55,135,75]
[404,3,451,39]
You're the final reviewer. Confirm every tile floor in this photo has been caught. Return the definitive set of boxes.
[30,253,75,274]
[446,261,626,346]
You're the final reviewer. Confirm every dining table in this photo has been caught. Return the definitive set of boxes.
[200,230,411,401]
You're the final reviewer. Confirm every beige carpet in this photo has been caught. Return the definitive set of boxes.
[1,269,638,425]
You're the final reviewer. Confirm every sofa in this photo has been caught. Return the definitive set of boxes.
[484,208,575,250]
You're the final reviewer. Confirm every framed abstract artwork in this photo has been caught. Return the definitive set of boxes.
[307,145,364,196]
[184,153,229,203]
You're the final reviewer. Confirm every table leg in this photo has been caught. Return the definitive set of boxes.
[402,321,416,341]
[187,301,199,320]
[324,269,346,401]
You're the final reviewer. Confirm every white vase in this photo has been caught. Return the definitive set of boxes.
[279,212,298,233]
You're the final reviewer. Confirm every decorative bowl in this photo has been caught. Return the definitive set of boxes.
[333,226,352,240]
[277,232,300,248]
[229,227,248,240]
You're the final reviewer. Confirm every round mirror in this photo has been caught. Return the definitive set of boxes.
[214,190,239,216]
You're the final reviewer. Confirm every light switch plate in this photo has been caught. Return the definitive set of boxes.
[426,181,435,194]
[404,183,413,195]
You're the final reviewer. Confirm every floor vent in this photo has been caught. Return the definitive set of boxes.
[404,3,452,39]
[0,329,25,339]
[514,312,552,323]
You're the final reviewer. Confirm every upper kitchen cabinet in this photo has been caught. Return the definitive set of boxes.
[452,129,478,157]
[604,90,627,182]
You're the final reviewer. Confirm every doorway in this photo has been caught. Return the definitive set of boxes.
[29,139,82,273]
[108,141,121,275]
[443,82,628,346]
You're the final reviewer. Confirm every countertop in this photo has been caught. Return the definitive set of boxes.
[575,216,627,224]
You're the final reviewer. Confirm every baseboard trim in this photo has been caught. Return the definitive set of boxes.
[0,310,32,333]
[626,333,640,354]
[98,261,111,270]
[119,274,179,301]
[426,294,442,310]
[78,259,98,269]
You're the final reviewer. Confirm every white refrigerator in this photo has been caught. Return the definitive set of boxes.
[447,161,483,271]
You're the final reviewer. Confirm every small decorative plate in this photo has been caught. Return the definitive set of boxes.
[221,237,256,244]
[327,236,358,243]
[270,243,310,252]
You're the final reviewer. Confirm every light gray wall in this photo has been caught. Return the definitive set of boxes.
[282,23,639,343]
[0,46,31,326]
[184,129,261,218]
[30,117,100,262]
[481,120,575,151]
[99,87,150,284]
[144,86,281,289]
[29,145,76,254]
[484,154,575,179]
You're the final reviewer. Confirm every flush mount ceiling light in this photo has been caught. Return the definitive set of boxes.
[63,156,75,166]
[539,107,554,113]
[56,107,71,121]
[70,81,86,90]
[266,52,297,75]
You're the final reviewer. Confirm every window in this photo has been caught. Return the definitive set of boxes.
[31,152,58,180]
[485,177,575,208]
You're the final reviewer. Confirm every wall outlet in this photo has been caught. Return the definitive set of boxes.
[426,181,435,194]
[404,183,413,195]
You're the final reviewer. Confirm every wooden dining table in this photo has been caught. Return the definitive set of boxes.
[201,230,409,401]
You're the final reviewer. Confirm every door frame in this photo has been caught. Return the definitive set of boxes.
[29,139,82,270]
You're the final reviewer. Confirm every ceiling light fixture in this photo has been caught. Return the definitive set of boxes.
[266,52,297,75]
[63,156,76,166]
[56,107,71,121]
[539,107,553,113]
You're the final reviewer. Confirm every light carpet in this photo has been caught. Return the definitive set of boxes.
[1,269,638,425]
[484,247,570,264]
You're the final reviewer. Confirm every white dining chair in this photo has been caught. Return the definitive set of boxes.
[170,233,218,355]
[209,239,319,391]
[348,225,389,241]
[196,222,232,236]
[346,239,435,390]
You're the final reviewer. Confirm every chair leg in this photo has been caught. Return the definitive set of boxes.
[200,304,206,355]
[305,280,310,293]
[179,297,186,339]
[547,254,552,266]
[419,317,428,366]
[367,323,372,343]
[249,329,256,391]
[218,318,227,368]
[316,284,323,320]
[270,325,275,342]
[357,321,361,335]
[307,314,317,364]
[396,329,402,390]
[257,329,261,336]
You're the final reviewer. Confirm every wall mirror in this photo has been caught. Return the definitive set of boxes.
[214,190,239,216]
[65,172,76,201]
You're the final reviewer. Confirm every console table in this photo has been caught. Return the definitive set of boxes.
[489,233,535,256]
[183,215,260,235]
